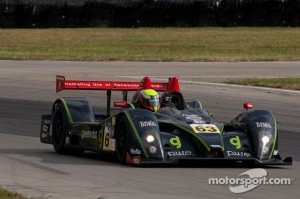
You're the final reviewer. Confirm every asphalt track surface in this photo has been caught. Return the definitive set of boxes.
[0,60,299,199]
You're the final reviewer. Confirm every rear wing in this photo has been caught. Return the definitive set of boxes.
[56,75,180,116]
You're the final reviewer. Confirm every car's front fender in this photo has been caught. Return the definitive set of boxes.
[119,109,165,160]
[232,110,278,161]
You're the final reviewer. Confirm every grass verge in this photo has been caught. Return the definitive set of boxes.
[0,27,299,61]
[0,187,30,199]
[226,77,300,90]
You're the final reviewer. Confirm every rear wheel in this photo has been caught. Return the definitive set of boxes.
[52,108,68,154]
[52,105,85,155]
[115,116,130,163]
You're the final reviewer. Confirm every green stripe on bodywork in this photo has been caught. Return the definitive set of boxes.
[124,112,149,158]
[219,125,224,133]
[269,114,278,159]
[59,98,74,124]
[197,101,203,109]
[220,125,226,150]
[127,103,135,109]
[159,120,211,151]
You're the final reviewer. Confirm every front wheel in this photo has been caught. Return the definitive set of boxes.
[115,116,130,164]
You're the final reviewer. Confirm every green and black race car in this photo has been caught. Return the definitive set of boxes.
[40,75,292,166]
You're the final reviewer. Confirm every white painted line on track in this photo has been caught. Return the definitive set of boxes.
[117,76,300,94]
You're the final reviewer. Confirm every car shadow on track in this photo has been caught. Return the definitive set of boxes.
[0,148,292,169]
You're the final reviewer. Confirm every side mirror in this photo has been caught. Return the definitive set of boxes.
[243,102,253,111]
[114,101,127,110]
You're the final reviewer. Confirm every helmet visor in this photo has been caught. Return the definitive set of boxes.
[149,98,160,107]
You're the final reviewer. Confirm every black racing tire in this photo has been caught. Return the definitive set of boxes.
[115,116,130,164]
[52,105,69,154]
[52,105,85,155]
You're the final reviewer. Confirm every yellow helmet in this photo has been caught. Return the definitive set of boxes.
[139,89,160,112]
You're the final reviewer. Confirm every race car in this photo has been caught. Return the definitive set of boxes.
[40,75,292,166]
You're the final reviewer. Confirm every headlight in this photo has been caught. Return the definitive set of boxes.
[146,135,155,143]
[142,130,164,159]
[258,132,273,159]
[262,136,270,144]
[149,146,157,154]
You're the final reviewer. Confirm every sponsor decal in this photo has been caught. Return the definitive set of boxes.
[113,83,139,88]
[81,130,97,139]
[255,122,272,128]
[41,132,48,139]
[167,151,194,157]
[92,82,112,87]
[227,151,251,157]
[42,125,48,132]
[130,148,141,155]
[140,120,157,128]
[181,114,205,124]
[169,136,182,149]
[65,82,91,87]
[230,136,241,149]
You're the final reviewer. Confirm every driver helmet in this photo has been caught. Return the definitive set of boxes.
[139,89,160,112]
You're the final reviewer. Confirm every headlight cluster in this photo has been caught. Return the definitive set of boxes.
[142,130,164,159]
[258,132,273,160]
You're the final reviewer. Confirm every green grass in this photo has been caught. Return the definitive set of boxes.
[0,27,299,61]
[226,77,300,90]
[0,187,30,199]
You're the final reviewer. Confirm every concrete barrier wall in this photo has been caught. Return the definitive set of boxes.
[1,0,299,28]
